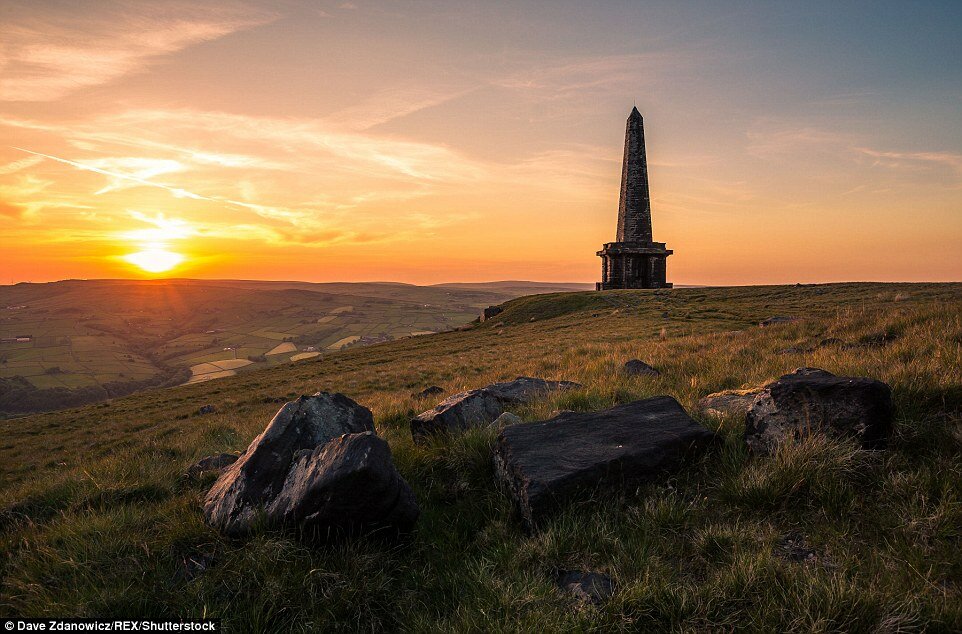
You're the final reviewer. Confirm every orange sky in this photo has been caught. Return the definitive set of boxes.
[1,1,960,285]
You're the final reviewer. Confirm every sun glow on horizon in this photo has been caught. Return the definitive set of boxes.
[123,248,185,273]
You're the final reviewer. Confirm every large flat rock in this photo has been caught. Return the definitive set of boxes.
[494,396,716,528]
[204,392,375,536]
[411,376,580,441]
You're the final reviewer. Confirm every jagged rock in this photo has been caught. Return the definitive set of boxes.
[197,404,216,415]
[623,359,660,376]
[480,306,502,322]
[204,392,375,536]
[759,316,800,327]
[488,412,522,430]
[411,389,504,441]
[494,396,716,528]
[555,570,615,605]
[188,453,238,476]
[744,368,893,454]
[267,432,419,537]
[412,385,444,400]
[698,388,763,418]
[411,377,581,441]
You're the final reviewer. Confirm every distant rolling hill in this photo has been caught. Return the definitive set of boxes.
[0,278,583,416]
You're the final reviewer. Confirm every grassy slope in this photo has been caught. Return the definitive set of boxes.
[1,283,960,631]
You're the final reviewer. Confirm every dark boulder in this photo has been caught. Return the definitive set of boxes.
[411,377,581,441]
[267,432,419,537]
[555,570,615,605]
[411,389,504,441]
[744,367,893,454]
[197,404,216,415]
[188,453,238,477]
[412,385,444,400]
[494,396,716,528]
[480,306,503,322]
[623,359,660,376]
[204,392,375,536]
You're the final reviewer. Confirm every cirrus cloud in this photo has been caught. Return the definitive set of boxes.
[0,1,276,102]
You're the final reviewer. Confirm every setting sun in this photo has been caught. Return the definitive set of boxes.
[123,248,185,273]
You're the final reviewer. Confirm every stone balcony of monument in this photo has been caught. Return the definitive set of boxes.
[597,241,673,256]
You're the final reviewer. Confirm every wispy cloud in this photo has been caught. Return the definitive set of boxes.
[747,122,962,180]
[854,147,962,175]
[0,1,275,101]
[493,52,691,102]
[326,86,477,130]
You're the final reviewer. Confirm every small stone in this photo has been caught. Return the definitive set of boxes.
[197,404,216,415]
[555,570,615,605]
[759,316,800,327]
[188,453,238,476]
[412,386,444,400]
[775,532,818,564]
[623,359,660,376]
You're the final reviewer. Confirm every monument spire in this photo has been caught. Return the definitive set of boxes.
[596,107,672,290]
[616,107,653,243]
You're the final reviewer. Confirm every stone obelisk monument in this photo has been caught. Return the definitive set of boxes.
[596,107,672,290]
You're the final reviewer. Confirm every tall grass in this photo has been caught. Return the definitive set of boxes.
[1,283,960,630]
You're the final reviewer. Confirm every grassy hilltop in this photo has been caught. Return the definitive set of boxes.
[1,283,961,631]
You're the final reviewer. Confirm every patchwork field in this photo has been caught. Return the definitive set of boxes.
[0,279,591,416]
